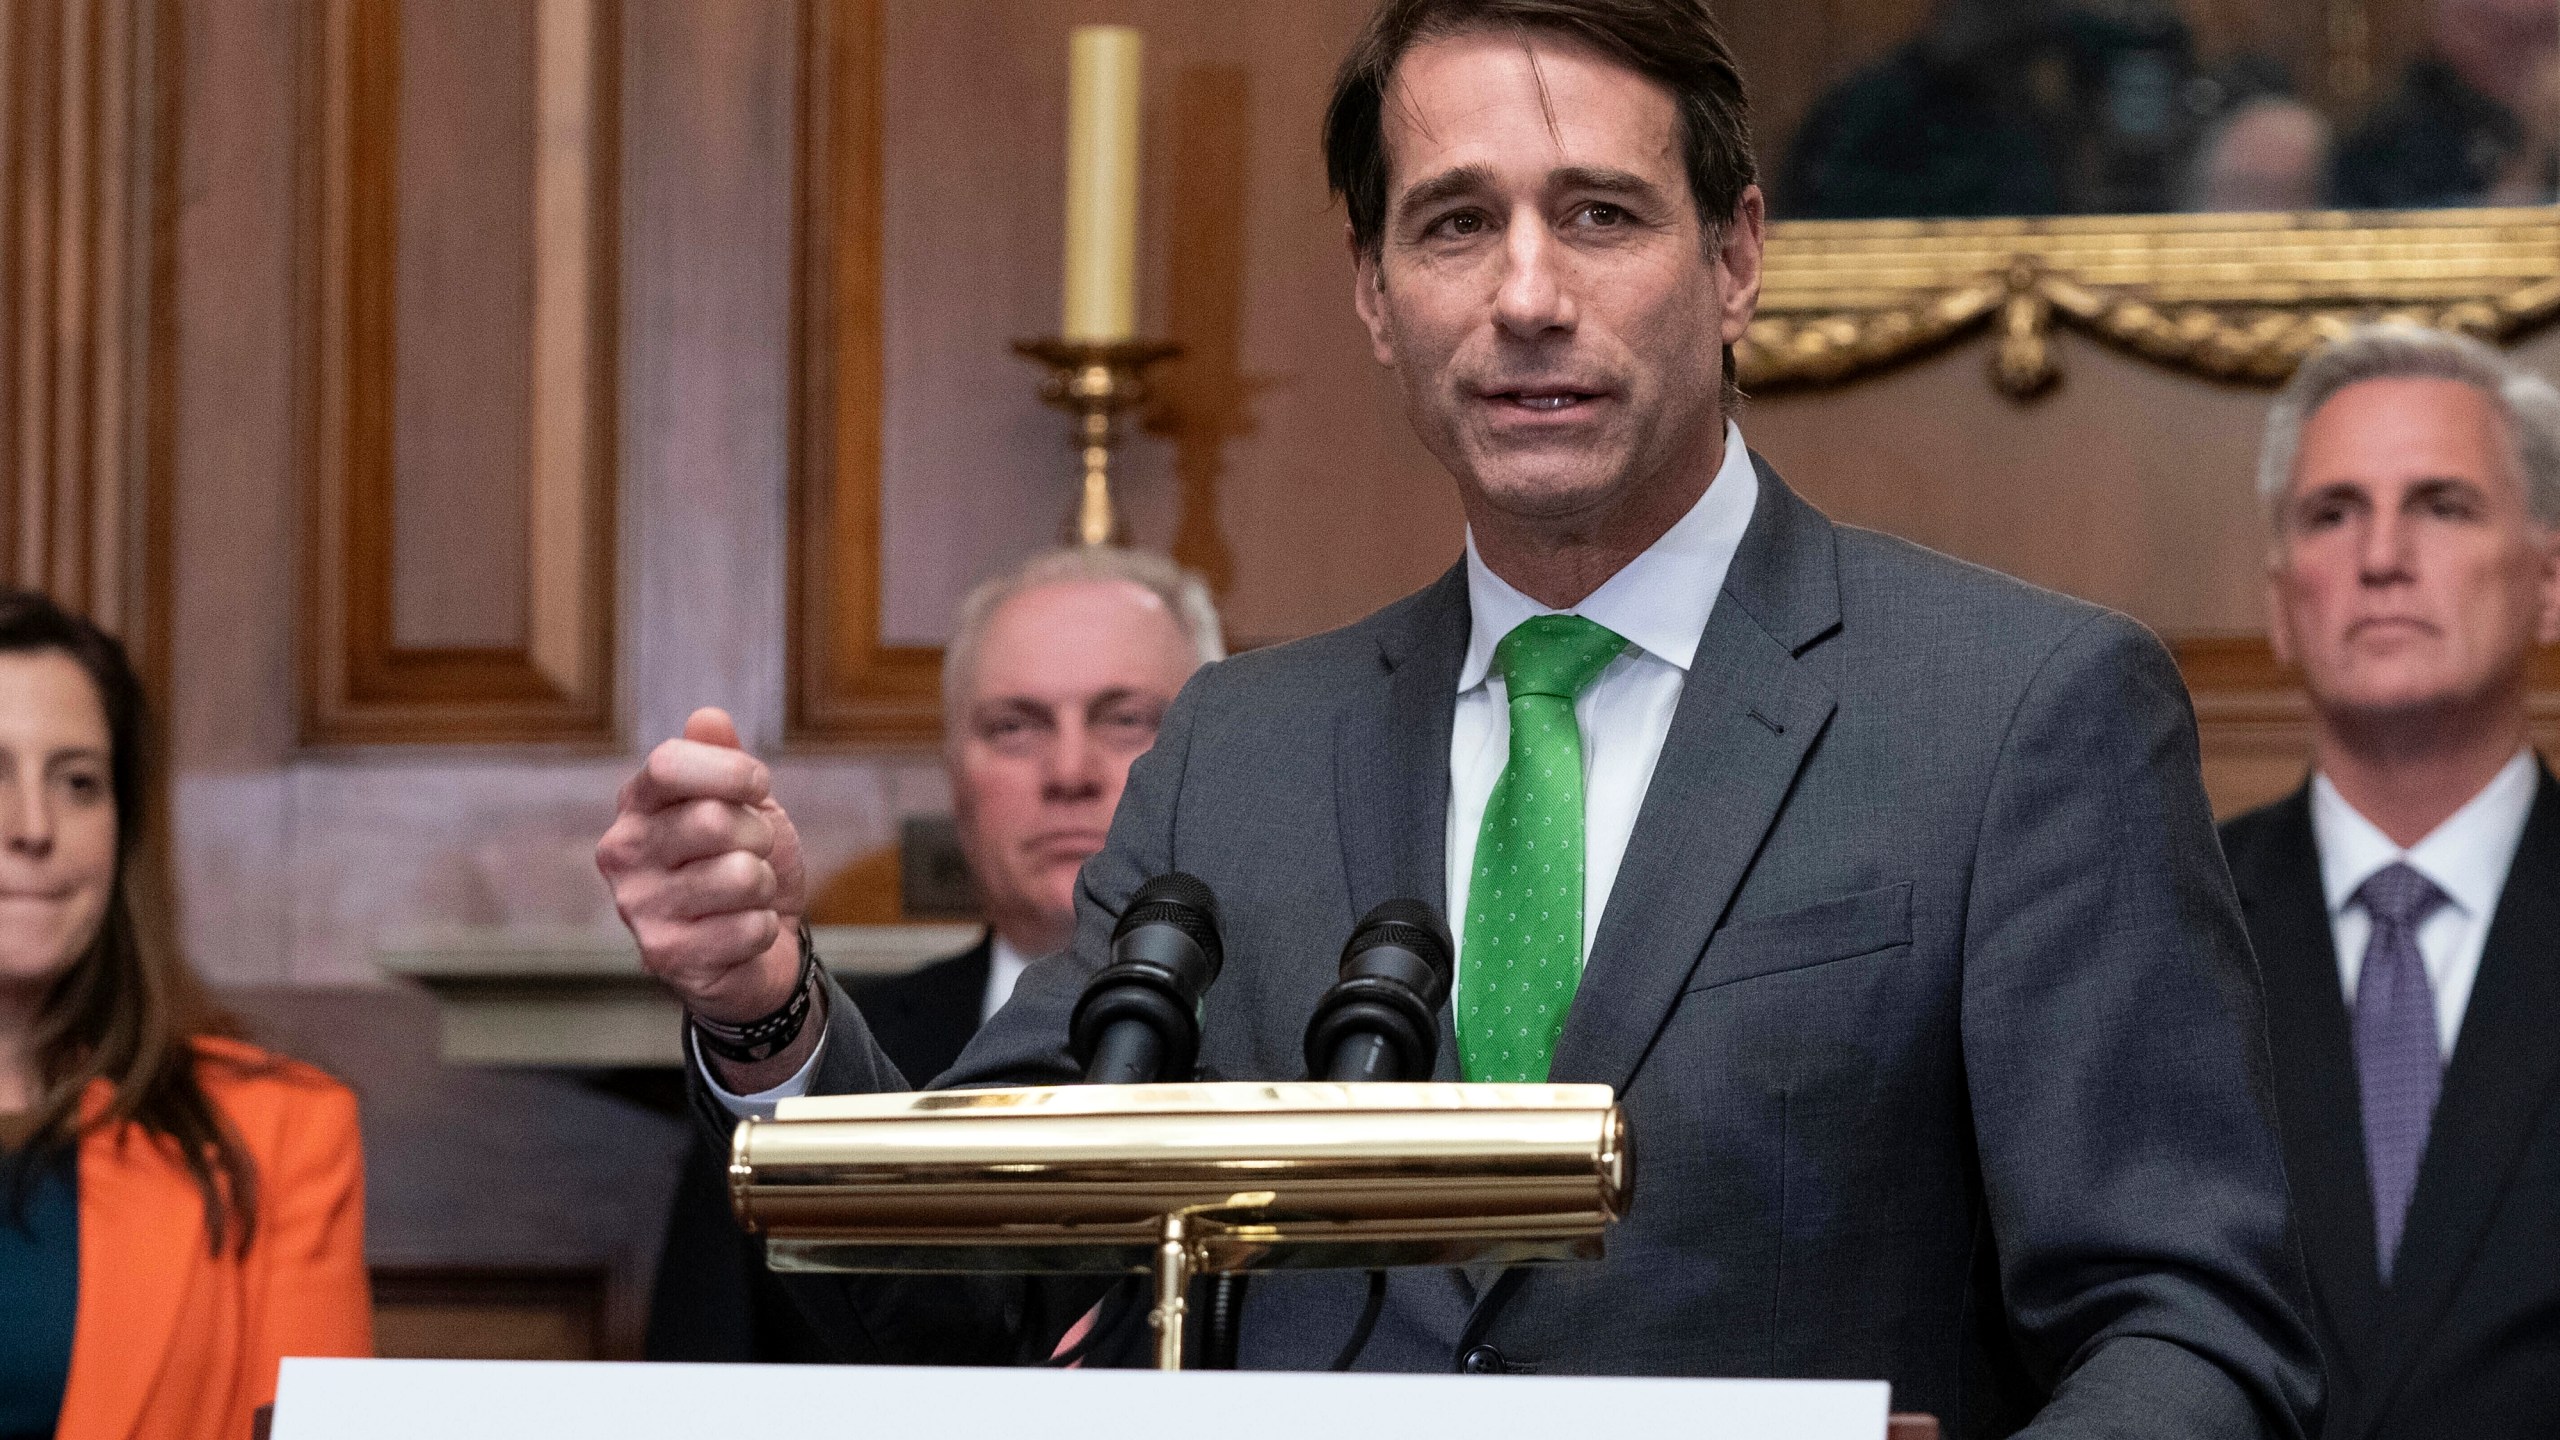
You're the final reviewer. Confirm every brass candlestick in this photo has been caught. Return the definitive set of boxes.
[1014,338,1183,546]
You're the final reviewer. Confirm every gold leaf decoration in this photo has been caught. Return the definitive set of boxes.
[1737,209,2560,399]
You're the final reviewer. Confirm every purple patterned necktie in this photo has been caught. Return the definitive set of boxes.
[2353,862,2451,1284]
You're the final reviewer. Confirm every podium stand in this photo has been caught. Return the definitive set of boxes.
[730,1081,1626,1368]
[268,1082,1937,1440]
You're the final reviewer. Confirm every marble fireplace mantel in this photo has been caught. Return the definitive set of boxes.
[378,924,981,1067]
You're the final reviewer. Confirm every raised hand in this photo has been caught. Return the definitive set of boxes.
[596,707,808,1027]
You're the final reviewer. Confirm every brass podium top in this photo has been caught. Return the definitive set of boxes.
[772,1079,1616,1121]
[736,1080,1629,1275]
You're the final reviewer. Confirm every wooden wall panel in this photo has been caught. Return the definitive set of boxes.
[790,0,936,744]
[2178,639,2560,817]
[387,0,536,653]
[0,0,173,667]
[371,1263,637,1362]
[300,0,618,745]
[1,0,178,984]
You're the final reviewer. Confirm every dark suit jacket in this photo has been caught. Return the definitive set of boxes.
[845,938,994,1091]
[709,463,2321,1437]
[647,936,991,1362]
[2222,769,2560,1440]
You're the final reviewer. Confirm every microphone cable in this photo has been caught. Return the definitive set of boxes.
[1327,1270,1388,1371]
[1202,1274,1249,1369]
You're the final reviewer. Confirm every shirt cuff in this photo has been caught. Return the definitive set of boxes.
[694,1019,828,1119]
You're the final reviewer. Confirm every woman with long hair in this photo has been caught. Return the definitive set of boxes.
[0,590,370,1440]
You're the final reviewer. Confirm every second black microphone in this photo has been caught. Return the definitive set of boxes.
[1304,899,1454,1083]
[1069,872,1225,1085]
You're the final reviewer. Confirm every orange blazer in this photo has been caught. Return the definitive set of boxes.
[52,1036,373,1440]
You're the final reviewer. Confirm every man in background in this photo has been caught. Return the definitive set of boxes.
[644,546,1222,1362]
[2333,0,2559,208]
[2222,325,2560,1438]
[1779,0,2205,218]
[2184,95,2332,213]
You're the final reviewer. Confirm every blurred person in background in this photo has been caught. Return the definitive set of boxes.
[1779,0,2206,218]
[0,590,370,1440]
[2334,0,2560,208]
[2184,94,2333,212]
[2222,326,2560,1438]
[643,546,1222,1363]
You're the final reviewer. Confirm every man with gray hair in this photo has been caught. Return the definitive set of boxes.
[2222,323,2560,1439]
[929,546,1225,1028]
[644,545,1220,1362]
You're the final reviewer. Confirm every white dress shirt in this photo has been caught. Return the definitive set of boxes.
[2312,748,2537,1057]
[982,935,1030,1022]
[1446,421,1759,969]
[706,932,1032,1118]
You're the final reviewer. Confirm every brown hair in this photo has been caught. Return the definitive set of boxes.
[0,589,257,1255]
[1323,0,1757,259]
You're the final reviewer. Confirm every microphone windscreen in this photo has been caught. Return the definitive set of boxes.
[1114,871,1224,975]
[1348,899,1452,978]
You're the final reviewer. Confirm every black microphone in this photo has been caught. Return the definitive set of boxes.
[1304,899,1454,1083]
[1069,873,1225,1085]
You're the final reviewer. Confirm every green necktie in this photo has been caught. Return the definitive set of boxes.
[1458,614,1629,1084]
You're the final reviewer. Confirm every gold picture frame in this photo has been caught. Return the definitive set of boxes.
[1741,207,2560,398]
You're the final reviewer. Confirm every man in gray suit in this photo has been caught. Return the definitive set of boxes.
[597,0,2320,1433]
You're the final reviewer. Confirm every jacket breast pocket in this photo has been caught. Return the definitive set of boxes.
[1685,882,1913,993]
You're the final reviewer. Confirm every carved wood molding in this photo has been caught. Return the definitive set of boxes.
[0,0,176,669]
[1742,209,2560,400]
[299,0,619,745]
[789,0,936,745]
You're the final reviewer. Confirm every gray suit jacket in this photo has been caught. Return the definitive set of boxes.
[742,462,2321,1438]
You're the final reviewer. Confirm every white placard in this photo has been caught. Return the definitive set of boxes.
[273,1358,1889,1440]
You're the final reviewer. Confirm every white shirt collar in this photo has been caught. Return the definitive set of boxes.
[1458,421,1759,693]
[983,934,1034,1022]
[2311,748,2539,921]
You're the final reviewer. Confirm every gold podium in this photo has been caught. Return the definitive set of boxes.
[730,1081,1630,1369]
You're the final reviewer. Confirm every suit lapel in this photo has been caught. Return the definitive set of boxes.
[2366,765,2560,1412]
[1335,561,1465,967]
[1336,563,1467,1095]
[1548,461,1839,1094]
[915,939,995,1077]
[2232,790,2388,1385]
[58,1083,202,1440]
[888,936,992,1085]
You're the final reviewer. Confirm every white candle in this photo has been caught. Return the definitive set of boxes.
[1061,26,1143,342]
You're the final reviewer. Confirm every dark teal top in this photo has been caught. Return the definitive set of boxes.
[0,1141,77,1440]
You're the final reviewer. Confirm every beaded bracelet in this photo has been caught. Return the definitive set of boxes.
[691,924,821,1065]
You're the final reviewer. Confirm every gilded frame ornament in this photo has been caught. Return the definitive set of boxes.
[1740,208,2560,399]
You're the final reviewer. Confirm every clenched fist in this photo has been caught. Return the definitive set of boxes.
[597,707,807,1028]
